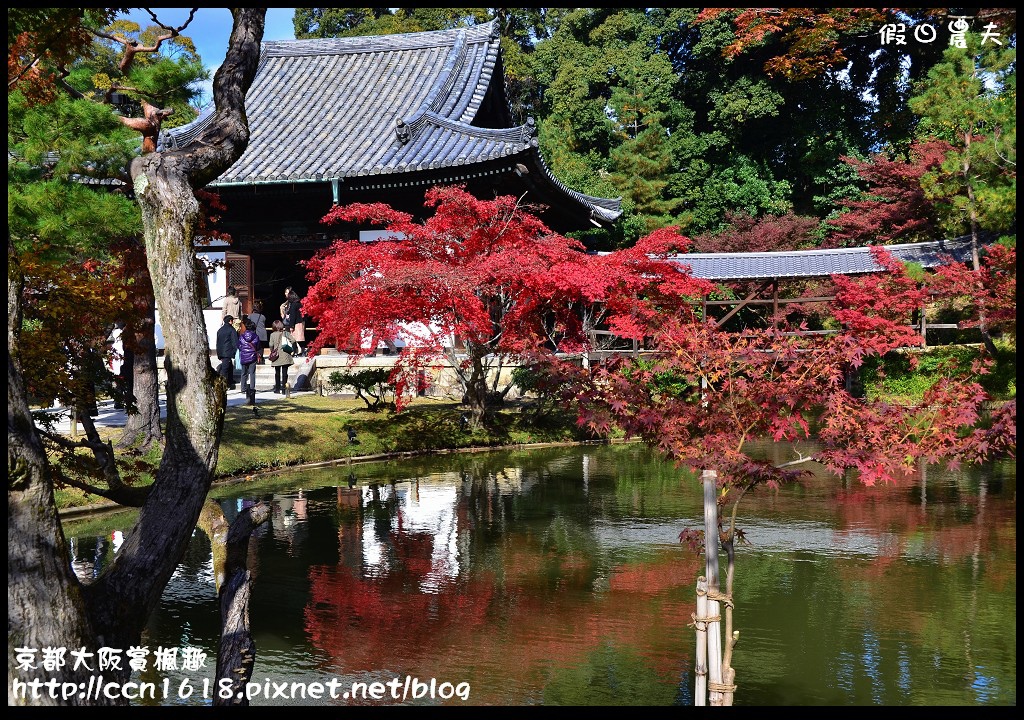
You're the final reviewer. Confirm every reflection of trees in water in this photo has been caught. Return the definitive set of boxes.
[306,477,495,674]
[62,447,1015,705]
[300,454,698,696]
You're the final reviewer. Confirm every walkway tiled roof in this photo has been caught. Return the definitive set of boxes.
[160,21,622,225]
[668,236,978,280]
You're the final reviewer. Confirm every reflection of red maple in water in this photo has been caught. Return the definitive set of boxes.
[304,529,495,673]
[305,521,702,700]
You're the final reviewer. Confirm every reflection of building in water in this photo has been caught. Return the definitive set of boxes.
[444,467,536,496]
[348,467,535,591]
[271,491,310,556]
[359,483,461,593]
[68,530,125,580]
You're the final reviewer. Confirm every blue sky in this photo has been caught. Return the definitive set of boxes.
[119,8,297,106]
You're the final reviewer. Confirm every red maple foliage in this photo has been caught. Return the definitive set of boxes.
[579,247,1015,490]
[694,8,891,81]
[19,248,134,409]
[305,186,713,422]
[689,211,820,254]
[825,140,950,248]
[928,242,1016,336]
[8,10,111,106]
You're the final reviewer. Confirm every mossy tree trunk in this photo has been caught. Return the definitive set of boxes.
[7,9,266,705]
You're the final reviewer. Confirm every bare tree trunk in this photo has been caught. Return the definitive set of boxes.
[464,349,490,428]
[8,261,113,706]
[198,499,230,592]
[214,502,270,707]
[962,131,998,355]
[83,10,265,655]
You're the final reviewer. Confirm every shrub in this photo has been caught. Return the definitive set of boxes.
[326,368,396,411]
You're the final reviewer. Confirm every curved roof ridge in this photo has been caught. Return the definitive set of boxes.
[262,20,496,57]
[419,112,534,144]
[159,102,216,151]
[525,140,623,222]
[400,29,468,139]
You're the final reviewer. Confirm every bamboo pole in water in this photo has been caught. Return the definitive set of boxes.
[703,469,725,706]
[695,575,709,705]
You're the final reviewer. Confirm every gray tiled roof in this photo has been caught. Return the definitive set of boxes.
[160,20,621,224]
[668,236,978,280]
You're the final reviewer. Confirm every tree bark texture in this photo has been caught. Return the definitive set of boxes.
[7,9,266,704]
[118,239,163,450]
[83,6,265,655]
[8,261,113,706]
[214,502,270,707]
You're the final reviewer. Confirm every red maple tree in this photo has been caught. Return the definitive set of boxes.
[583,246,1013,489]
[694,8,890,80]
[305,185,713,425]
[928,241,1016,337]
[826,140,950,247]
[577,245,1015,703]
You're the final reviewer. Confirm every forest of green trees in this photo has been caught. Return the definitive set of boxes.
[290,8,1016,252]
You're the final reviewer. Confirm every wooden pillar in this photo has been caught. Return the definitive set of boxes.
[772,279,778,332]
[702,469,724,705]
[695,575,709,705]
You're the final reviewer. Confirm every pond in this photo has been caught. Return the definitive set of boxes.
[64,443,1016,706]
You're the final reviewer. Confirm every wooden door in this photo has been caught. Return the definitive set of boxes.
[225,252,254,315]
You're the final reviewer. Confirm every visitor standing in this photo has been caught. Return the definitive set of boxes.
[238,318,260,407]
[222,285,242,323]
[216,315,239,390]
[248,299,269,364]
[283,288,305,357]
[269,319,295,393]
[278,286,292,330]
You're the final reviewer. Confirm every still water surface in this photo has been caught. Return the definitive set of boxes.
[65,444,1016,706]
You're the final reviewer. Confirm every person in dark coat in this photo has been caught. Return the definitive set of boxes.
[282,289,305,357]
[216,315,239,390]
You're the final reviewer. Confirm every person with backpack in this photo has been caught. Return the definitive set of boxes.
[248,299,269,364]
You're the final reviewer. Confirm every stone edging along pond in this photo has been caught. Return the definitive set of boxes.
[58,437,630,522]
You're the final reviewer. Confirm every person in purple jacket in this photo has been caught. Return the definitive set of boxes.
[238,318,261,408]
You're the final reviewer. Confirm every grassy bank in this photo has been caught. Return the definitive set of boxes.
[53,340,1016,512]
[217,395,596,476]
[54,395,597,510]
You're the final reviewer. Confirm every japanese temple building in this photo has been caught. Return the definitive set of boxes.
[160,20,623,335]
[158,20,983,355]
